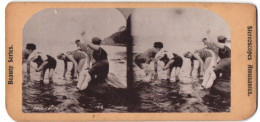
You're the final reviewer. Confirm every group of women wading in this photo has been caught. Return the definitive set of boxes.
[135,35,231,90]
[22,31,231,93]
[23,31,117,93]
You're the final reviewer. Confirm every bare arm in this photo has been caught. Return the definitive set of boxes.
[29,62,37,71]
[83,53,91,70]
[212,41,225,49]
[163,60,175,70]
[154,60,158,73]
[36,61,48,71]
[85,42,101,51]
[80,31,101,51]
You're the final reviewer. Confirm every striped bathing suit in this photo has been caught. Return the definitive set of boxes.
[67,50,86,63]
[78,43,94,62]
[205,42,219,55]
[195,49,212,62]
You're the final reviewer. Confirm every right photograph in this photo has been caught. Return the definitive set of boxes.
[129,8,231,112]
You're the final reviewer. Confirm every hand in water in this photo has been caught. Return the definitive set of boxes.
[62,75,67,80]
[199,72,204,77]
[72,75,77,80]
[36,69,41,72]
[154,73,158,80]
[73,87,80,92]
[162,67,167,70]
[189,73,193,78]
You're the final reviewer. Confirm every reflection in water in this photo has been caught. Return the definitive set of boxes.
[130,77,230,112]
[23,80,129,113]
[22,46,230,113]
[23,71,230,113]
[23,45,128,113]
[23,72,129,113]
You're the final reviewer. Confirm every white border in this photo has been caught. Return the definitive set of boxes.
[1,0,259,122]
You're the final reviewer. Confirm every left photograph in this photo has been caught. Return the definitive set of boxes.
[22,8,129,113]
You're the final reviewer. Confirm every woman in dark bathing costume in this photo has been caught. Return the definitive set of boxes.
[27,52,57,84]
[201,35,231,89]
[155,51,183,82]
[76,32,109,91]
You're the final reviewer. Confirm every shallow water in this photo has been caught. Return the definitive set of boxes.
[23,76,230,113]
[23,45,230,113]
[129,78,230,112]
[22,79,129,113]
[129,59,230,112]
[23,45,128,113]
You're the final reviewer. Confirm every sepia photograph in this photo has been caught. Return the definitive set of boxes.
[22,8,129,113]
[22,8,231,113]
[130,8,231,112]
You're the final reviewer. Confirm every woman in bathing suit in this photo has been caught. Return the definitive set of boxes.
[57,50,86,79]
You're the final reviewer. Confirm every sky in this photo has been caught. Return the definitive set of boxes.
[23,8,231,56]
[23,8,126,54]
[131,8,231,54]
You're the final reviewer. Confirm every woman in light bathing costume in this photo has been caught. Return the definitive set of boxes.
[154,51,183,82]
[183,48,214,78]
[134,42,163,81]
[57,50,86,79]
[76,32,109,91]
[201,36,231,89]
[23,43,36,81]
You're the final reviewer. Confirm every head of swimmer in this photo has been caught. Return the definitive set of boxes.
[184,51,193,59]
[26,43,36,54]
[153,42,163,51]
[202,38,209,45]
[91,37,102,45]
[57,53,66,60]
[75,39,81,47]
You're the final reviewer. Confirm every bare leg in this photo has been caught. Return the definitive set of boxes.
[71,65,75,78]
[82,56,91,70]
[27,63,30,81]
[204,71,217,88]
[175,67,181,82]
[202,58,212,86]
[22,63,28,82]
[202,70,211,86]
[202,57,215,86]
[143,63,152,81]
[203,57,212,73]
[166,67,173,82]
[78,59,86,73]
[77,70,88,89]
[78,71,92,90]
[142,63,149,76]
[39,68,47,84]
[48,68,55,83]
